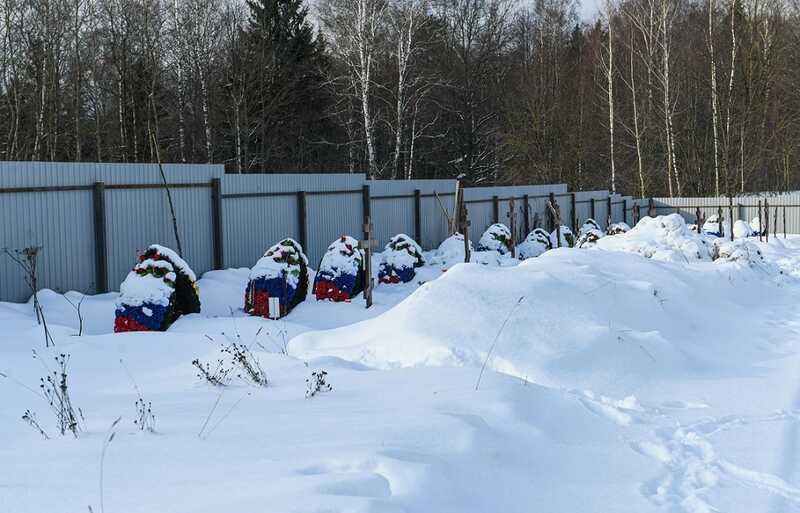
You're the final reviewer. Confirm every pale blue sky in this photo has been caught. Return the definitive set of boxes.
[579,0,602,22]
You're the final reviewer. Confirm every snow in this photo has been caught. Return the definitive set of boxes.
[249,238,308,288]
[751,217,764,234]
[733,220,753,239]
[607,221,631,235]
[476,223,512,254]
[596,214,713,262]
[317,235,363,278]
[4,222,800,513]
[516,228,551,259]
[549,225,575,248]
[378,234,424,276]
[576,228,604,248]
[580,218,601,234]
[148,244,197,282]
[117,271,174,307]
[428,232,473,267]
[702,214,731,237]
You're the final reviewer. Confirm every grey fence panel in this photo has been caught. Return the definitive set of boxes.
[223,195,299,269]
[221,174,366,268]
[420,195,453,250]
[1,190,95,302]
[105,186,214,290]
[466,201,494,245]
[368,179,456,249]
[0,162,221,303]
[223,173,365,194]
[0,161,220,186]
[306,191,363,267]
[370,196,415,250]
[651,195,800,234]
[611,194,626,226]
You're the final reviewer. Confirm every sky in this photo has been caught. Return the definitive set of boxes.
[579,0,603,21]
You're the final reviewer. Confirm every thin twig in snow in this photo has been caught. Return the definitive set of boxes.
[475,296,525,391]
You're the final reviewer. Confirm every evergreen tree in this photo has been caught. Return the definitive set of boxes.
[244,0,334,171]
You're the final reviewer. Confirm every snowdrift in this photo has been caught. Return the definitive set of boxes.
[594,214,713,262]
[291,250,785,392]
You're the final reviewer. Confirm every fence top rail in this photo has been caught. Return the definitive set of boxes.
[0,182,212,194]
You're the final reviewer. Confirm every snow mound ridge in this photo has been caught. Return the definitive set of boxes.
[595,214,712,262]
[290,250,775,388]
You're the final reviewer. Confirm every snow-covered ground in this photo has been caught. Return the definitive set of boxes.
[3,216,800,513]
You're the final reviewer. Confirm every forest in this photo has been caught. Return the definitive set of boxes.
[0,0,797,196]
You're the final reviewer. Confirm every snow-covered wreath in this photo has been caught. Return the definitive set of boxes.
[114,244,201,332]
[606,222,631,236]
[313,236,365,301]
[245,238,309,318]
[517,228,551,259]
[378,234,425,284]
[576,218,604,248]
[477,223,513,255]
[550,225,575,248]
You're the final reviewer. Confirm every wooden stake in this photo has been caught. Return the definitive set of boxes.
[460,203,471,263]
[547,199,561,248]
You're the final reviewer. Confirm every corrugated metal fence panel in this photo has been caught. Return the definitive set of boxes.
[220,174,366,268]
[368,179,456,250]
[0,161,221,186]
[105,186,214,290]
[0,162,222,302]
[0,189,95,302]
[462,184,569,244]
[421,194,454,250]
[306,191,363,267]
[651,195,800,234]
[223,173,366,194]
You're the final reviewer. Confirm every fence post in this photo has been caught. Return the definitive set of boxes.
[717,205,724,238]
[523,194,530,236]
[765,198,770,242]
[758,200,763,241]
[633,203,640,224]
[728,195,734,241]
[492,195,499,224]
[774,206,779,238]
[92,181,108,294]
[211,178,224,269]
[623,199,628,225]
[571,193,577,233]
[591,197,596,220]
[648,198,655,217]
[297,191,307,250]
[606,195,612,227]
[784,205,787,239]
[548,192,556,232]
[413,189,422,244]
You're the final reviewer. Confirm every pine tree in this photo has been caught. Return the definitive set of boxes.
[244,0,332,171]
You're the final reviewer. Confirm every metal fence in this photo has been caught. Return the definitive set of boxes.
[0,162,638,302]
[648,195,800,234]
